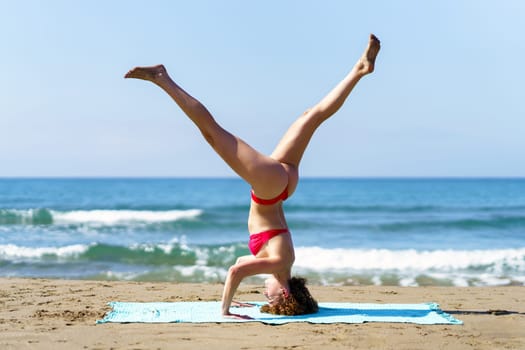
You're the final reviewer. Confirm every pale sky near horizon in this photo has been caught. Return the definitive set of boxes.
[1,1,524,177]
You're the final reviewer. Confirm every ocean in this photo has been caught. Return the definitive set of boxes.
[1,178,524,287]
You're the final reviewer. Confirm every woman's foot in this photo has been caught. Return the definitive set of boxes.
[124,64,168,83]
[356,34,381,75]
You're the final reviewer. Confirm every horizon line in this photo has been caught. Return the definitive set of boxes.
[1,176,524,180]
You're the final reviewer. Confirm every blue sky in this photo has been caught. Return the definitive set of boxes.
[1,1,524,177]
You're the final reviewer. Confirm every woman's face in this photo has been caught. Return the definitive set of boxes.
[264,277,284,306]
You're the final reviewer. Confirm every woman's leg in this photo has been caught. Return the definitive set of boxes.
[271,34,380,187]
[125,65,288,197]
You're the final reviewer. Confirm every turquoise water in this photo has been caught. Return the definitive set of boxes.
[1,178,524,286]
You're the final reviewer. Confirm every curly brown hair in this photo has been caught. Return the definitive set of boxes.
[260,277,318,315]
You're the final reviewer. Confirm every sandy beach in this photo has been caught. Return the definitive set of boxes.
[0,278,523,349]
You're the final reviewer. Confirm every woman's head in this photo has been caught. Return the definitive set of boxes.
[260,276,318,315]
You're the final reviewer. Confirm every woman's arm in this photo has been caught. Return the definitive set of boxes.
[221,257,285,316]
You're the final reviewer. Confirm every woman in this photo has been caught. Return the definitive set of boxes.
[125,34,380,319]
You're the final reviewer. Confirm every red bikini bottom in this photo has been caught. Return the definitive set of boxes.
[248,229,289,255]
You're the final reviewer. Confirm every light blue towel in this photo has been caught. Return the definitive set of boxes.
[97,301,462,325]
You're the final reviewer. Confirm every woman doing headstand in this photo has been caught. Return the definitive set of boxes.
[125,34,380,319]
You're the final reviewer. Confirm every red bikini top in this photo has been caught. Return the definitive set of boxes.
[251,187,288,205]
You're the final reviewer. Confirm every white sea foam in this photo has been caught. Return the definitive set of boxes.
[0,208,203,225]
[51,209,203,225]
[0,243,89,259]
[294,246,525,272]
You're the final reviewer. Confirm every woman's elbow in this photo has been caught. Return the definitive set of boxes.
[228,265,243,281]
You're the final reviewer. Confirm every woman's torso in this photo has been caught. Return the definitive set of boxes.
[247,202,287,233]
[248,202,296,265]
[247,163,298,260]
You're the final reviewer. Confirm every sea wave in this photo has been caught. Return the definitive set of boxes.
[1,242,524,286]
[293,246,525,287]
[3,207,525,234]
[294,246,525,272]
[287,204,442,213]
[289,214,525,232]
[0,242,245,267]
[376,216,525,232]
[0,243,88,259]
[288,204,525,214]
[2,243,524,271]
[0,208,203,225]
